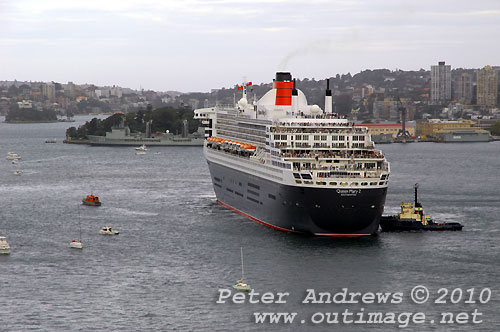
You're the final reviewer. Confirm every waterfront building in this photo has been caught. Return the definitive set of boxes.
[42,82,56,102]
[373,98,398,121]
[111,86,122,98]
[355,123,416,138]
[17,100,33,109]
[65,82,77,98]
[476,66,498,107]
[416,119,475,138]
[456,73,473,105]
[96,89,110,98]
[87,86,98,99]
[430,61,452,104]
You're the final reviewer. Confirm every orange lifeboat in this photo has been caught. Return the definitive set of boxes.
[82,194,102,206]
[209,137,256,151]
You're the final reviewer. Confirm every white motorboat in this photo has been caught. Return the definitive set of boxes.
[13,170,22,176]
[6,153,21,160]
[70,239,83,249]
[233,247,251,292]
[0,236,11,254]
[99,226,119,235]
[135,144,148,151]
[233,280,251,292]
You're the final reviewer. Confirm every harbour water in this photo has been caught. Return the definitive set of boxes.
[1,116,499,331]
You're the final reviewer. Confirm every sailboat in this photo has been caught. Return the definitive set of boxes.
[70,207,83,249]
[233,247,251,292]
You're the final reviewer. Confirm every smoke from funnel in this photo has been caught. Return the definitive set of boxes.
[277,30,360,71]
[278,39,333,71]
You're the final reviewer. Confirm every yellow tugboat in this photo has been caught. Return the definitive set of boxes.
[380,184,463,232]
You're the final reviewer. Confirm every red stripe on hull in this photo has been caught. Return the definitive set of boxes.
[217,200,372,237]
[314,233,370,237]
[217,200,299,233]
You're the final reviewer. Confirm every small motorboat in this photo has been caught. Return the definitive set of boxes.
[13,170,22,176]
[0,236,11,254]
[6,152,21,160]
[45,138,57,143]
[380,184,464,232]
[135,144,148,151]
[82,194,101,206]
[99,226,119,235]
[70,239,83,249]
[233,279,251,292]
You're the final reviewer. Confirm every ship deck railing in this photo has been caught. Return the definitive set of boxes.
[274,144,376,150]
[281,152,385,159]
[274,121,354,128]
[294,166,388,175]
[280,113,347,120]
[270,127,366,134]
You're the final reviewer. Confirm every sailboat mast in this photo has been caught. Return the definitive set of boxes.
[78,205,82,241]
[240,247,245,281]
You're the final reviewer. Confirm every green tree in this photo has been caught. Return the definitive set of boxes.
[490,121,500,136]
[6,108,57,122]
[68,106,199,139]
[66,127,78,138]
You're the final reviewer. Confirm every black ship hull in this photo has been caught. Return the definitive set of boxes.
[207,161,387,236]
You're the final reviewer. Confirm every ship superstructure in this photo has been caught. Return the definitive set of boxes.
[194,72,390,236]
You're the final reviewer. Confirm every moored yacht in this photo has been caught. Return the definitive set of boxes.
[0,236,11,254]
[99,226,119,235]
[6,152,21,160]
[194,72,390,236]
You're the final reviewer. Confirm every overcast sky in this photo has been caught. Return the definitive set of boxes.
[1,0,500,92]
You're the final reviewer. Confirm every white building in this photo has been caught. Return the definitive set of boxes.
[430,61,451,104]
[96,89,111,98]
[42,82,56,101]
[111,86,122,98]
[18,100,33,109]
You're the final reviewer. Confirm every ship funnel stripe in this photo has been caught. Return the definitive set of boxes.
[274,81,294,106]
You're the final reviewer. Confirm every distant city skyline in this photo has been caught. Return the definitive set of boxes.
[2,0,500,92]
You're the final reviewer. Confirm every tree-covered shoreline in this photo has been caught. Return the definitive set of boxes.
[66,106,199,139]
[5,109,58,122]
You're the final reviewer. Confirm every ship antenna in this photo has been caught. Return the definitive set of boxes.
[414,183,419,206]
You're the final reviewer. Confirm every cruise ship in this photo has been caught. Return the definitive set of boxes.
[194,72,390,236]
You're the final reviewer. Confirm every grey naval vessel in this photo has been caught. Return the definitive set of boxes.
[194,72,390,236]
